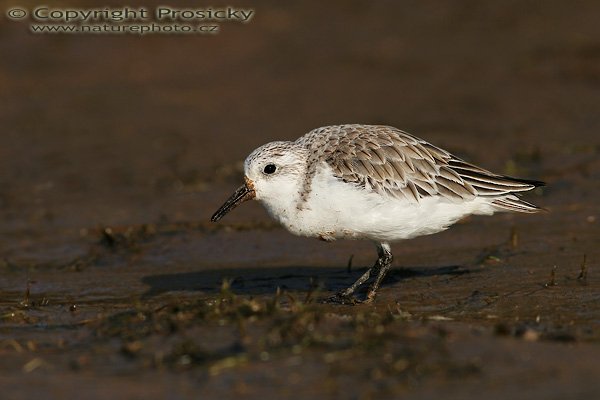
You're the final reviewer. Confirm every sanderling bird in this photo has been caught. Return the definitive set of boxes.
[211,125,543,303]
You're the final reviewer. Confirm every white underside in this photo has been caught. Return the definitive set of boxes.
[259,163,498,243]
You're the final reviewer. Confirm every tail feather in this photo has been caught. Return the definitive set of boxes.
[509,177,545,188]
[489,176,544,213]
[450,160,545,200]
[491,195,543,213]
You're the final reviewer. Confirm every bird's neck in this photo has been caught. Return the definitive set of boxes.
[257,178,304,230]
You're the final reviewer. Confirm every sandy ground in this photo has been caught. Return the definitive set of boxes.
[1,1,599,399]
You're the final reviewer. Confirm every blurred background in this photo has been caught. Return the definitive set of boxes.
[1,1,599,398]
[2,0,598,235]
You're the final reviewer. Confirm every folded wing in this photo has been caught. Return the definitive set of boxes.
[305,125,543,212]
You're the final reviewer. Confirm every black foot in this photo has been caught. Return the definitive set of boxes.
[320,292,358,305]
[320,242,393,305]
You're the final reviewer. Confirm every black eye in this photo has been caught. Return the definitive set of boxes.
[263,164,277,174]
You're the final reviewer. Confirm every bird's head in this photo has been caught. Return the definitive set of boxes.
[210,141,307,222]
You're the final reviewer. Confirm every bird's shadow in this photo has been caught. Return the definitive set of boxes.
[141,265,472,299]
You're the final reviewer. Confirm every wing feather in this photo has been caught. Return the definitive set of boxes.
[297,125,542,206]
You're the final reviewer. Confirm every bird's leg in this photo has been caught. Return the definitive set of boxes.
[337,266,377,299]
[324,264,376,304]
[327,242,392,304]
[364,243,393,303]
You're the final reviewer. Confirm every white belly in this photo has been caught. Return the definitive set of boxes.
[277,166,496,243]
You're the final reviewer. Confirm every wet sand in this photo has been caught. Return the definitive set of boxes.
[1,1,599,398]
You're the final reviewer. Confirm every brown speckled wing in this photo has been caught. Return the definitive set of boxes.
[297,125,539,204]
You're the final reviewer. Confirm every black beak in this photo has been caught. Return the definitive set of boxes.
[210,177,256,222]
